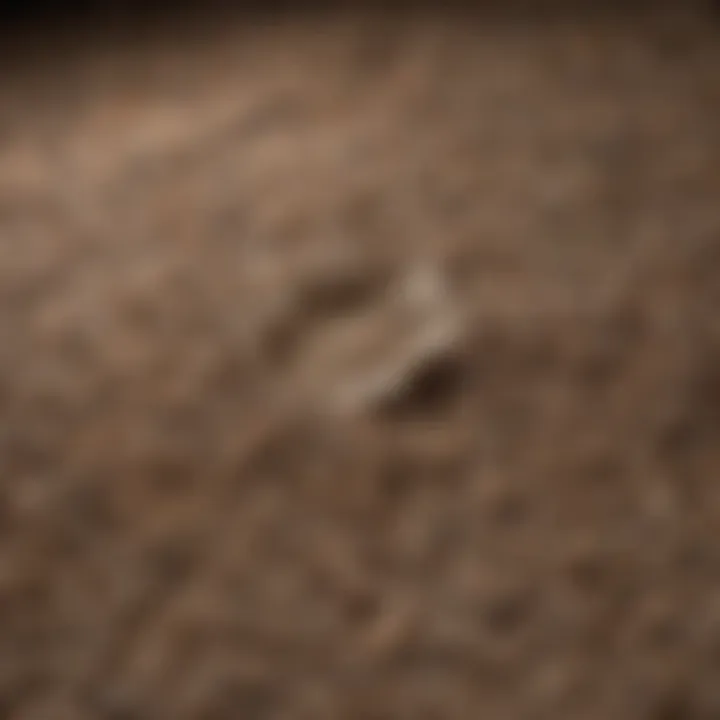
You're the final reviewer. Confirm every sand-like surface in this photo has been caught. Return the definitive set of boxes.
[1,4,720,717]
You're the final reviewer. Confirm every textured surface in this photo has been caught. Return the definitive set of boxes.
[1,5,720,718]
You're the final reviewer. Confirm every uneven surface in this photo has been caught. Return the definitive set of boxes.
[1,4,720,718]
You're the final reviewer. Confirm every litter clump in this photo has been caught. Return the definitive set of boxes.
[294,262,467,418]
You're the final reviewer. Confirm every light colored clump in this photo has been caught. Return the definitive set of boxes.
[294,262,466,416]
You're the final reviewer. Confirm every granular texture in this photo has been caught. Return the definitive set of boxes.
[1,4,719,718]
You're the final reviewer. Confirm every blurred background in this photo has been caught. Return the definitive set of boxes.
[1,2,720,718]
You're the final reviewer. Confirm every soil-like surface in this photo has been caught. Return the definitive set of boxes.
[1,4,720,718]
